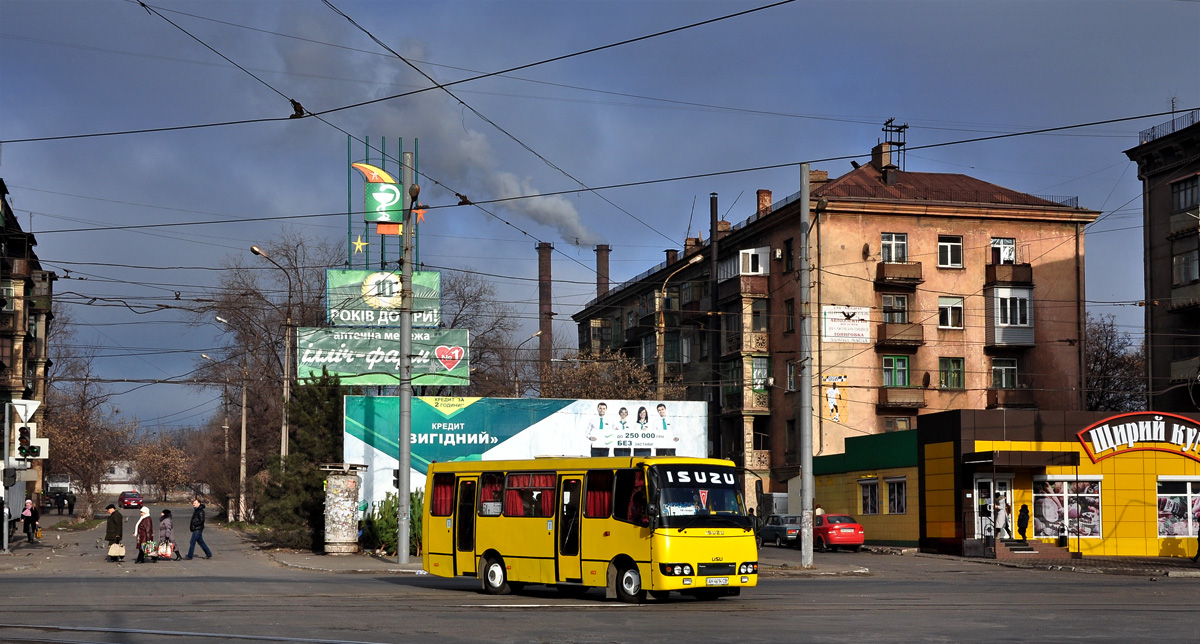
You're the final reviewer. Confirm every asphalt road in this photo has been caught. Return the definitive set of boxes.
[2,507,1198,644]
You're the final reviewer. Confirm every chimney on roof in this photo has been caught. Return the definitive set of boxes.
[756,190,773,216]
[871,142,892,170]
[684,236,703,254]
[882,164,899,187]
[809,170,829,190]
[665,249,679,264]
[595,244,610,299]
[717,220,732,239]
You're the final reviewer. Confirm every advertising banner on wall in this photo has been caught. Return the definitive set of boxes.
[297,328,469,386]
[822,374,847,423]
[822,305,871,343]
[326,269,441,328]
[344,396,708,508]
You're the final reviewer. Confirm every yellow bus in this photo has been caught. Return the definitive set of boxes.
[421,456,758,602]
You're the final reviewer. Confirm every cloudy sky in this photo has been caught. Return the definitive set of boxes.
[2,0,1197,430]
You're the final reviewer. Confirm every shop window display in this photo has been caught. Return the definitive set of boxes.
[1032,480,1102,538]
[1156,481,1200,538]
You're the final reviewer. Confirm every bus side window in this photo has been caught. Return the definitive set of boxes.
[585,470,613,519]
[613,469,647,525]
[430,473,455,516]
[479,472,504,517]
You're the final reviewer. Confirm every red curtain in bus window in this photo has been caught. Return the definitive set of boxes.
[479,473,503,516]
[530,473,556,517]
[504,474,529,517]
[431,473,455,516]
[585,470,613,518]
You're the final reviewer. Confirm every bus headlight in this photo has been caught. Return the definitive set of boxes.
[659,563,694,576]
[738,562,758,574]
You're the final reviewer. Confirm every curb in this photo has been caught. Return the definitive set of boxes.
[264,551,427,575]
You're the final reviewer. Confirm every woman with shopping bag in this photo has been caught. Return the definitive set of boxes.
[134,507,155,564]
[157,509,182,560]
[104,504,124,561]
[21,499,39,543]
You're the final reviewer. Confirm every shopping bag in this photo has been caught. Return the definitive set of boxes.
[108,543,126,558]
[35,528,42,539]
[157,540,174,558]
[142,542,157,556]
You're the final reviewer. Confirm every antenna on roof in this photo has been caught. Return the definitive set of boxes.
[882,118,908,171]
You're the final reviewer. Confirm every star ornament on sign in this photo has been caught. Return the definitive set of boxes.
[352,236,368,254]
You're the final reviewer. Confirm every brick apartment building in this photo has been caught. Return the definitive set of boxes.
[1124,110,1200,411]
[574,142,1098,498]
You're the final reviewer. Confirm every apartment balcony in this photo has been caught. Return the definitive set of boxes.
[722,386,770,415]
[986,387,1037,409]
[680,300,710,325]
[877,386,927,409]
[1168,209,1200,238]
[876,322,924,348]
[723,330,769,356]
[875,261,923,287]
[1170,356,1200,383]
[985,263,1033,286]
[738,449,771,471]
[717,275,768,303]
[1170,281,1200,311]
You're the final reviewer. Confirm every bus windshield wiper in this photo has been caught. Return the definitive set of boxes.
[675,513,749,532]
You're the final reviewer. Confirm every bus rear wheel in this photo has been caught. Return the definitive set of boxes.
[482,555,512,595]
[615,563,644,604]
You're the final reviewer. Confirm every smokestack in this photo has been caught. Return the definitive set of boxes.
[595,244,610,299]
[756,190,773,216]
[665,249,679,264]
[537,242,554,368]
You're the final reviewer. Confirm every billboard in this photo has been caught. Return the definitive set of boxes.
[344,396,708,508]
[822,305,871,343]
[296,328,469,386]
[326,269,440,328]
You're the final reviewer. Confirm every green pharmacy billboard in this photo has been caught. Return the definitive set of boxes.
[326,269,440,328]
[297,327,469,386]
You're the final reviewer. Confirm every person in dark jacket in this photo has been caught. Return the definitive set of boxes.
[1017,504,1031,541]
[21,499,40,543]
[185,498,212,560]
[104,504,124,561]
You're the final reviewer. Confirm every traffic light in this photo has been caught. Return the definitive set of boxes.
[17,425,33,457]
[392,469,400,489]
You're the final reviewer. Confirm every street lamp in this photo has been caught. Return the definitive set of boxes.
[514,330,542,397]
[204,330,249,523]
[657,254,704,400]
[250,245,293,465]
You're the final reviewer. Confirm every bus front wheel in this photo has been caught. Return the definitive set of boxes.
[615,563,645,604]
[482,555,512,595]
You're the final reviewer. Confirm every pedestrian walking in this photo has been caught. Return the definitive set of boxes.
[134,507,154,564]
[1017,504,1031,541]
[67,493,76,516]
[20,499,40,543]
[159,509,182,561]
[186,498,212,560]
[104,504,124,561]
[55,493,66,515]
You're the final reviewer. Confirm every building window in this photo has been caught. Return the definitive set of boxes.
[882,294,908,324]
[783,237,795,272]
[785,420,796,454]
[752,427,769,451]
[0,337,10,370]
[992,358,1018,388]
[1033,479,1101,538]
[784,299,795,333]
[751,299,769,332]
[887,478,907,514]
[939,357,965,389]
[1173,249,1200,285]
[996,288,1031,326]
[1157,479,1200,537]
[787,361,798,391]
[0,283,14,313]
[1173,176,1199,212]
[718,247,770,280]
[938,297,964,329]
[883,355,909,387]
[991,237,1016,265]
[751,356,769,391]
[881,233,908,263]
[883,417,911,432]
[938,235,963,268]
[860,479,879,515]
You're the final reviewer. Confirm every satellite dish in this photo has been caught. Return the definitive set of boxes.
[862,243,870,261]
[922,372,931,388]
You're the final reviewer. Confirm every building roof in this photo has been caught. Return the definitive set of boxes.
[815,162,1079,209]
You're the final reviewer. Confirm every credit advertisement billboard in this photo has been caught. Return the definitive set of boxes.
[296,328,469,386]
[344,396,708,508]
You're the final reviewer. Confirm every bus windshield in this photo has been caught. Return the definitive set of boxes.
[651,464,750,530]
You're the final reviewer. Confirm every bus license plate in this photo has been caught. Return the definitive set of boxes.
[706,577,729,586]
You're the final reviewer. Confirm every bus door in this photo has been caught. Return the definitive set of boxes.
[454,477,478,576]
[557,476,582,582]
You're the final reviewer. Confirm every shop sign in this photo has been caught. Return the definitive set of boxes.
[1077,411,1200,464]
[296,327,470,386]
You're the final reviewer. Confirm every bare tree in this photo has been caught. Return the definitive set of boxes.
[1085,313,1146,412]
[540,349,687,400]
[430,270,517,397]
[131,433,191,502]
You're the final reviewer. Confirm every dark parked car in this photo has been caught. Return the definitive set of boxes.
[814,514,864,552]
[118,490,144,509]
[758,514,802,547]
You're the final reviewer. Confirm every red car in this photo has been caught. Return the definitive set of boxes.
[814,514,864,552]
[118,491,144,509]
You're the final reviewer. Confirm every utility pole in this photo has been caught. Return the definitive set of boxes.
[798,164,815,569]
[397,152,418,565]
